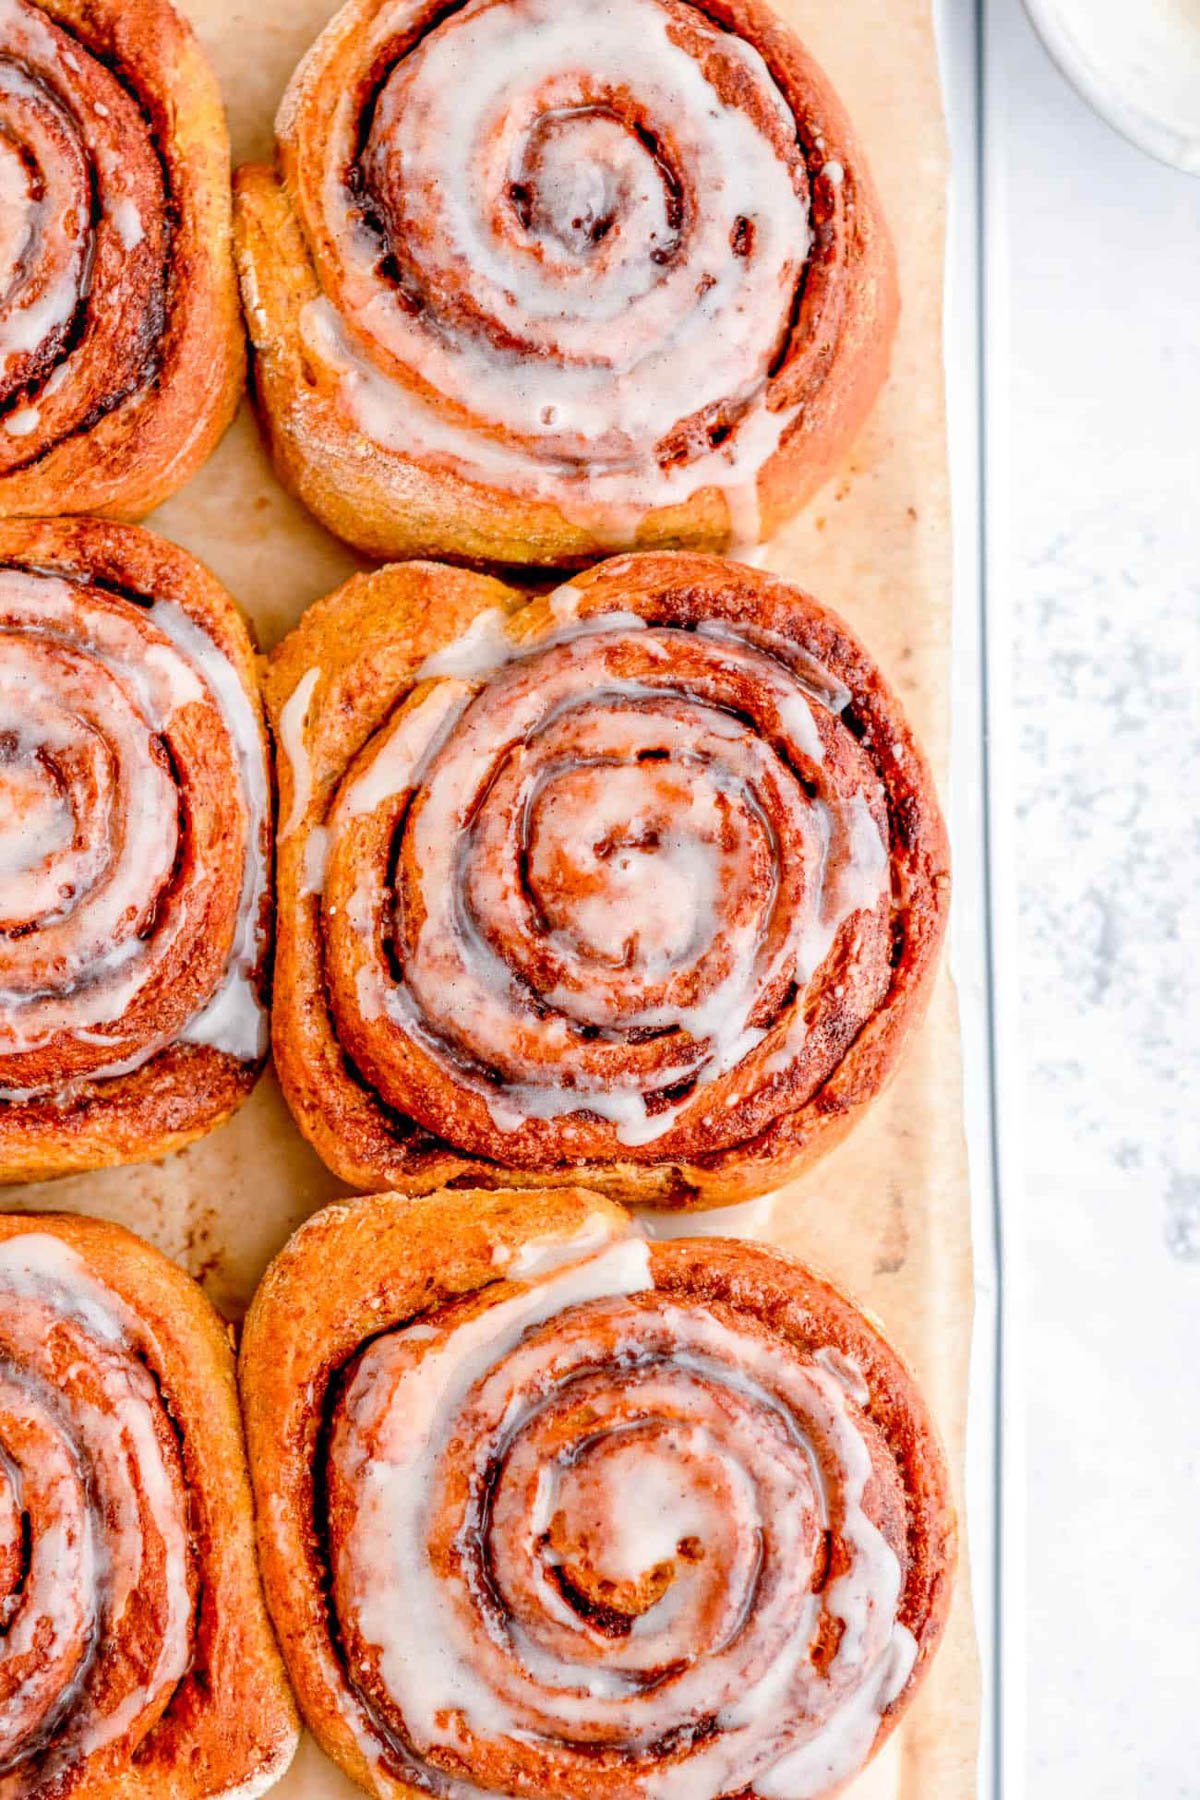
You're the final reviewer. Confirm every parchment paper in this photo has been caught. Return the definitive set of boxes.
[6,1,980,1793]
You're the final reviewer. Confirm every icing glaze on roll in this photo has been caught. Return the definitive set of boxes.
[323,607,889,1157]
[241,1190,955,1800]
[0,0,164,458]
[267,553,948,1205]
[236,0,898,563]
[0,565,268,1099]
[0,0,242,520]
[0,1233,194,1784]
[319,1225,926,1797]
[291,0,811,536]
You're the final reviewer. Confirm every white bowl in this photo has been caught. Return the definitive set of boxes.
[1024,0,1200,175]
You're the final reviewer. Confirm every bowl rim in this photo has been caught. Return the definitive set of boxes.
[1022,0,1200,176]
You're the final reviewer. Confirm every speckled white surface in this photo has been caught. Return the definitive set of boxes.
[986,0,1200,1790]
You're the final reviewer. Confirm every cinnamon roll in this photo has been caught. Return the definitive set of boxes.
[234,0,897,566]
[0,1210,299,1797]
[241,1185,955,1800]
[267,552,949,1207]
[0,0,242,520]
[0,518,272,1184]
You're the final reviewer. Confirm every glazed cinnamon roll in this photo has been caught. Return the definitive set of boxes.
[268,552,948,1207]
[241,1186,955,1800]
[0,1211,299,1797]
[0,518,271,1184]
[234,0,897,566]
[0,0,242,520]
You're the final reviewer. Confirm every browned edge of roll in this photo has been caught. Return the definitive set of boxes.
[0,517,273,1185]
[233,0,897,566]
[265,551,948,1208]
[0,0,243,521]
[239,1185,955,1800]
[0,1209,299,1797]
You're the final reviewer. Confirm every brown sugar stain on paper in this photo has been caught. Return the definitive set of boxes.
[5,1,980,1794]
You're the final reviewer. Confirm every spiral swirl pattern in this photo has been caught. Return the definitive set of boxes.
[271,553,948,1203]
[301,0,808,481]
[0,578,264,1094]
[236,0,897,560]
[0,0,164,457]
[0,1231,194,1790]
[0,520,270,1182]
[328,608,888,1161]
[242,1190,955,1800]
[0,0,240,517]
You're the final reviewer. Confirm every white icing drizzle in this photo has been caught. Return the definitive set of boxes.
[813,1345,872,1408]
[414,609,516,681]
[636,1195,778,1240]
[341,681,471,821]
[0,1233,192,1776]
[153,602,270,1063]
[0,1,160,442]
[548,581,584,624]
[754,1627,918,1799]
[0,573,193,1064]
[329,605,889,1150]
[339,1239,654,1738]
[302,826,329,898]
[328,1237,915,1799]
[0,1231,128,1339]
[108,196,144,251]
[291,0,814,542]
[0,34,84,387]
[409,604,652,693]
[278,665,321,839]
[0,567,269,1092]
[499,1209,631,1278]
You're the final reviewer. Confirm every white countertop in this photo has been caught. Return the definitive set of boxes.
[945,0,1200,1791]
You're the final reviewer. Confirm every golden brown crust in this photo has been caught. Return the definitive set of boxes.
[266,551,949,1207]
[0,1210,299,1798]
[234,0,898,567]
[0,0,243,521]
[240,1186,955,1800]
[243,1187,627,1800]
[0,518,273,1185]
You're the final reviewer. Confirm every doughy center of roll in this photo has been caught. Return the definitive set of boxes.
[523,759,761,974]
[515,107,674,268]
